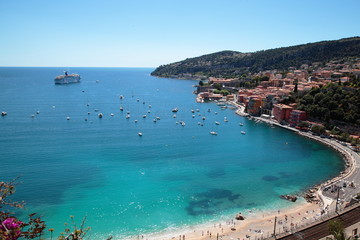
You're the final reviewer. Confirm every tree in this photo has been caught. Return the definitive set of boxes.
[298,121,310,129]
[326,219,353,240]
[261,76,270,81]
[0,179,46,240]
[213,83,222,90]
[311,124,326,135]
[294,82,298,94]
[198,80,204,86]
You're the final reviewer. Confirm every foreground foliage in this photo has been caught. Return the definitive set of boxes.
[326,219,353,240]
[0,179,111,240]
[0,179,46,240]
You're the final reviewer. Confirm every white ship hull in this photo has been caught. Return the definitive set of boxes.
[54,73,81,85]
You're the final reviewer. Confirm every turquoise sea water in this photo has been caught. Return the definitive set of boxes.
[0,67,344,239]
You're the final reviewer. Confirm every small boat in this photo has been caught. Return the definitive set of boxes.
[143,115,147,118]
[87,112,91,115]
[175,121,179,124]
[215,121,220,125]
[241,131,246,135]
[120,95,124,100]
[224,117,228,122]
[196,109,200,112]
[30,114,35,118]
[134,120,138,123]
[192,115,195,118]
[148,110,151,113]
[173,114,177,118]
[156,116,161,120]
[239,123,244,126]
[126,114,130,119]
[66,116,70,120]
[148,105,152,108]
[127,111,130,114]
[1,111,7,116]
[210,131,217,135]
[153,119,157,123]
[179,121,185,126]
[110,113,114,117]
[98,113,103,118]
[172,108,179,113]
[208,109,211,112]
[202,117,206,120]
[215,112,218,115]
[36,111,40,114]
[120,106,124,111]
[138,132,143,136]
[137,99,140,102]
[197,122,201,125]
[191,109,195,113]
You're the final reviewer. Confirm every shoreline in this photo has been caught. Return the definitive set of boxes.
[136,200,323,240]
[127,101,359,240]
[136,102,358,240]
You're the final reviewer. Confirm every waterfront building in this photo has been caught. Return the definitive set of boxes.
[226,94,235,101]
[238,94,248,103]
[273,104,293,123]
[289,110,307,127]
[247,96,262,116]
[198,92,223,101]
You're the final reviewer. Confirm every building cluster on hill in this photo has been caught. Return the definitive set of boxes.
[196,58,360,143]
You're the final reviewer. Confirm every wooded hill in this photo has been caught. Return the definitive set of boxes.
[151,37,360,78]
[288,83,360,136]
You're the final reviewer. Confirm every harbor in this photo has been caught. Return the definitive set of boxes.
[0,67,353,239]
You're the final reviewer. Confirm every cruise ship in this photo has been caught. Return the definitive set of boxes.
[54,71,81,84]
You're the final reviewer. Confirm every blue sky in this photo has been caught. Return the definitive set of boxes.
[1,0,359,67]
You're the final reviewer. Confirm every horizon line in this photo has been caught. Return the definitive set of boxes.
[0,66,157,68]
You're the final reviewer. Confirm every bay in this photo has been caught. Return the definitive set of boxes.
[0,67,343,239]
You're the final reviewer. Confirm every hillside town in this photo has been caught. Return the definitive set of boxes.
[196,59,360,148]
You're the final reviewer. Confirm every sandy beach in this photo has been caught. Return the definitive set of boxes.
[130,102,360,240]
[136,199,331,240]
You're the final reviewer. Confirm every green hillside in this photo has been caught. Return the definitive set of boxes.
[151,37,360,78]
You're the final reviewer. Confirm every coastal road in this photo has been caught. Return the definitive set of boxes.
[319,137,360,203]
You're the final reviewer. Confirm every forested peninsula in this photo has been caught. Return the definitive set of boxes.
[151,37,360,79]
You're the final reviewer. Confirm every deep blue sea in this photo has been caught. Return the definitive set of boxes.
[0,67,344,239]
